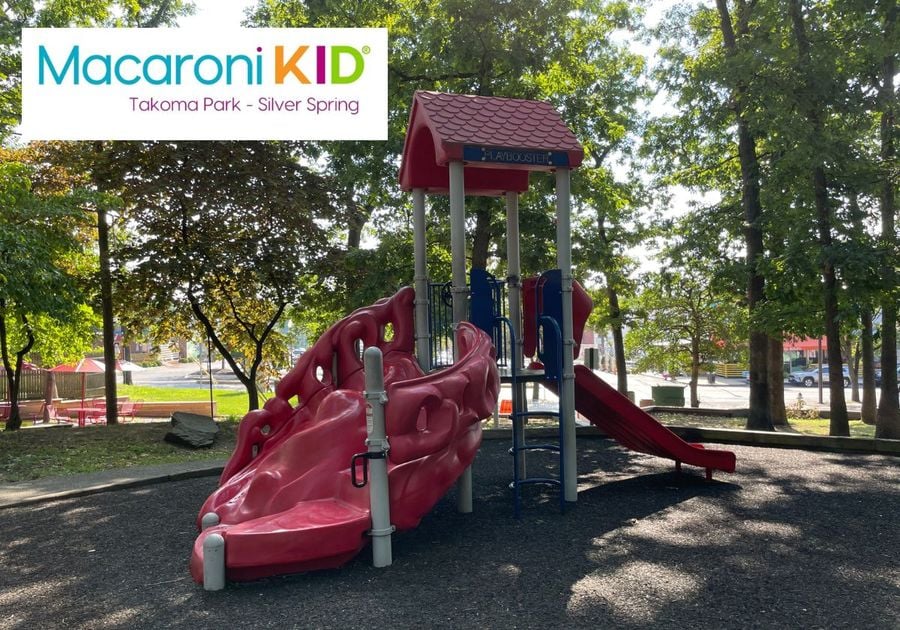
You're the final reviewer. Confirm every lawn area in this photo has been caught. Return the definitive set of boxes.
[119,384,250,419]
[0,422,237,483]
[654,412,877,438]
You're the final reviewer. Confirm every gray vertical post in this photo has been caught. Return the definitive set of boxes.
[202,533,225,591]
[201,512,220,531]
[449,160,473,514]
[364,347,394,568]
[413,188,431,371]
[505,192,524,369]
[506,191,526,481]
[413,188,431,372]
[555,167,577,503]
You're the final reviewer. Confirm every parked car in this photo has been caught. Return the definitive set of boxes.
[875,366,900,388]
[789,365,852,388]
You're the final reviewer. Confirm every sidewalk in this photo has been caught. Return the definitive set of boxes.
[0,458,225,509]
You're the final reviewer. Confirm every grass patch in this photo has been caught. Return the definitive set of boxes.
[0,422,237,483]
[654,412,876,438]
[119,384,250,418]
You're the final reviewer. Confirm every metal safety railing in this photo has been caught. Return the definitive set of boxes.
[427,276,511,371]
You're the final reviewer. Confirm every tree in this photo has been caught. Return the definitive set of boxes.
[86,141,335,412]
[248,0,646,343]
[875,0,899,439]
[0,149,93,430]
[3,0,194,424]
[627,264,745,408]
[713,0,771,430]
[650,0,774,428]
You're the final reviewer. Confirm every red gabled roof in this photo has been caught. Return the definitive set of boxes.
[399,91,584,196]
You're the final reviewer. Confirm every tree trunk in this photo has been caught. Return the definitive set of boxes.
[4,369,21,431]
[0,307,32,431]
[876,1,899,438]
[122,330,133,385]
[93,142,119,426]
[471,198,493,270]
[848,188,877,423]
[690,337,700,407]
[716,0,771,430]
[43,371,57,423]
[860,308,877,425]
[768,335,788,426]
[845,336,860,403]
[597,218,628,394]
[607,285,628,394]
[187,292,285,413]
[788,0,849,436]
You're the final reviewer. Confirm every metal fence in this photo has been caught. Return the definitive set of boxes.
[427,278,510,371]
[0,370,105,401]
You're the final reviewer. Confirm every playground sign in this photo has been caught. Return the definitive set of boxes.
[21,28,387,141]
[462,145,571,167]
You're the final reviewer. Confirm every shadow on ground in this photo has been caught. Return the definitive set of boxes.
[0,439,897,629]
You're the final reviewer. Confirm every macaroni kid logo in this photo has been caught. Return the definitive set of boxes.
[22,28,388,141]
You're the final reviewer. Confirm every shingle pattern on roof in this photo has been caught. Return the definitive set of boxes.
[416,91,582,152]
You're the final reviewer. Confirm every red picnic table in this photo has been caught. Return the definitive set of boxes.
[66,406,106,427]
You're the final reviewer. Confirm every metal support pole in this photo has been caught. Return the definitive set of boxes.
[449,161,469,332]
[202,533,225,591]
[506,191,526,481]
[412,188,431,371]
[555,167,577,503]
[506,192,523,368]
[449,160,473,514]
[363,347,394,568]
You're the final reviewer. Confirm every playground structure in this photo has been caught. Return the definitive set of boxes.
[191,91,736,588]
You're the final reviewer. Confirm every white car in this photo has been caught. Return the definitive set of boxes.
[789,366,851,388]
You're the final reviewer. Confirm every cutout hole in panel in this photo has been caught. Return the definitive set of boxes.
[354,339,364,360]
[261,424,271,436]
[315,365,327,383]
[383,322,395,342]
[251,444,259,458]
[415,408,427,432]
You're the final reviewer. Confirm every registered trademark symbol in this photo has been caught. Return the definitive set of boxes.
[362,46,371,55]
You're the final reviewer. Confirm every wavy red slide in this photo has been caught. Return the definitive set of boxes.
[569,365,736,476]
[190,288,500,582]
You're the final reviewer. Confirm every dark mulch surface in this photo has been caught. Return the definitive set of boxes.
[1,438,898,630]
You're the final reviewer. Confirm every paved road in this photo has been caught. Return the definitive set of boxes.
[132,362,874,412]
[0,439,896,629]
[510,370,874,413]
[131,362,246,391]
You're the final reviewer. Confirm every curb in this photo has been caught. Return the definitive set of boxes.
[0,462,224,510]
[482,425,900,455]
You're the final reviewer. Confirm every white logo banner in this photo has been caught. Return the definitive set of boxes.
[21,28,388,141]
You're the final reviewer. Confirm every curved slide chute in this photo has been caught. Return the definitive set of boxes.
[190,288,500,582]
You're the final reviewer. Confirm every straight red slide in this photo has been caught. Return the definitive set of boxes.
[569,365,736,476]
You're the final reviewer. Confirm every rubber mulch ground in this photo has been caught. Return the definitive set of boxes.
[0,438,898,629]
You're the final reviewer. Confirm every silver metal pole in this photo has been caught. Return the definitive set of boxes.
[556,167,577,503]
[449,161,469,331]
[505,192,523,371]
[506,191,526,481]
[449,160,473,514]
[412,188,431,371]
[363,347,394,568]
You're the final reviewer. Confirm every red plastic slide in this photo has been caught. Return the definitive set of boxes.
[190,288,500,582]
[569,365,736,476]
